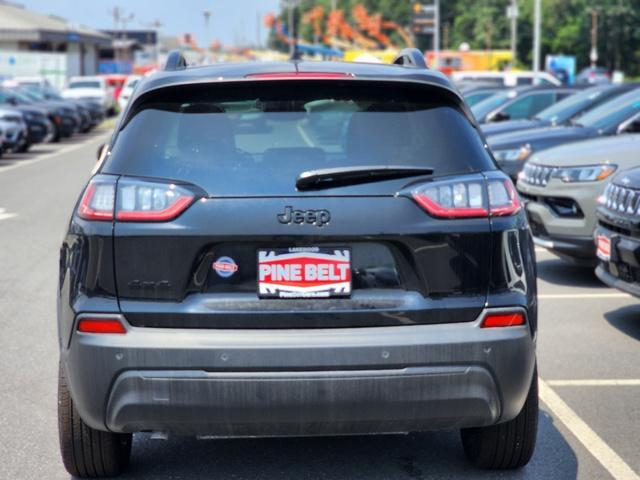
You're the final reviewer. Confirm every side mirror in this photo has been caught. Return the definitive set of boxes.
[618,117,640,134]
[490,111,511,122]
[96,143,108,162]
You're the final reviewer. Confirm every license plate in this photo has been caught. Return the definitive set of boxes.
[258,247,351,299]
[596,235,611,262]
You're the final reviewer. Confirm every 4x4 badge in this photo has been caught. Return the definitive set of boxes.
[277,206,331,227]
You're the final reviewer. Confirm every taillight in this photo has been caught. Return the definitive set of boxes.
[487,179,521,216]
[77,178,115,221]
[116,178,195,222]
[411,176,520,219]
[481,311,526,328]
[77,316,127,334]
[77,176,196,222]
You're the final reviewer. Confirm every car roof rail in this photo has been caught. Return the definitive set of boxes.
[164,50,187,71]
[392,48,428,69]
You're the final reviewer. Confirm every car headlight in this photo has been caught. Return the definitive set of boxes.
[23,112,38,121]
[492,145,532,162]
[552,164,617,183]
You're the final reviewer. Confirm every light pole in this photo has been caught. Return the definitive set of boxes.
[533,0,541,82]
[590,9,598,68]
[203,10,211,55]
[507,0,518,67]
[281,0,300,57]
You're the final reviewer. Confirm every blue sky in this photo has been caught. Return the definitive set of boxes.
[19,0,281,46]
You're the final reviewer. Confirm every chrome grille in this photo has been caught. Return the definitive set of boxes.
[604,184,640,216]
[521,163,557,187]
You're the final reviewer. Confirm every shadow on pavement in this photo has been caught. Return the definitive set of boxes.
[536,258,602,289]
[604,303,640,341]
[97,411,577,480]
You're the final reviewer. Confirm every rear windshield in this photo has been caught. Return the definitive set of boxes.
[104,82,495,195]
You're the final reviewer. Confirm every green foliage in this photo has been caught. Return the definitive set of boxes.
[273,0,640,76]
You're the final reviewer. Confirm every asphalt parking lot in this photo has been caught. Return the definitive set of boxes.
[0,130,638,479]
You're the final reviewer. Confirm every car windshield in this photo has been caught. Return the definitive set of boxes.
[104,82,495,196]
[69,81,101,89]
[471,91,511,119]
[536,86,609,123]
[125,78,140,89]
[464,91,496,107]
[575,88,640,130]
[18,88,44,101]
[0,88,33,104]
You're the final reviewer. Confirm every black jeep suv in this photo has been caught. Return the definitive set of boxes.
[58,50,538,477]
[596,166,640,297]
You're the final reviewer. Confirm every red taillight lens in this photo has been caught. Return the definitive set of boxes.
[481,312,526,328]
[116,178,195,222]
[78,176,197,223]
[245,72,353,79]
[488,179,521,216]
[77,317,127,334]
[411,176,520,219]
[412,177,488,219]
[78,180,115,221]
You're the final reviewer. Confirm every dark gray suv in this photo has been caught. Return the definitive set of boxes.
[57,50,538,477]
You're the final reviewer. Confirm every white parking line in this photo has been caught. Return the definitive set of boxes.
[547,379,640,387]
[0,132,109,175]
[539,379,640,480]
[0,208,17,221]
[539,293,630,299]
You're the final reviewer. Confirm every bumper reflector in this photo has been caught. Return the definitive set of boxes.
[77,317,127,334]
[481,312,525,328]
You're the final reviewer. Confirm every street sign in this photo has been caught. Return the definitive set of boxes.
[411,3,437,34]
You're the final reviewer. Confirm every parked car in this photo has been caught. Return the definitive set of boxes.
[0,88,52,150]
[457,82,504,106]
[481,83,637,137]
[0,107,28,153]
[472,85,575,124]
[489,87,640,181]
[595,166,640,296]
[117,75,141,111]
[517,134,640,266]
[62,76,117,116]
[104,74,127,102]
[6,84,82,136]
[24,84,105,129]
[452,70,562,87]
[576,67,611,85]
[58,51,538,477]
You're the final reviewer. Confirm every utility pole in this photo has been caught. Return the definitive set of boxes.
[533,0,541,82]
[590,9,598,68]
[108,7,134,65]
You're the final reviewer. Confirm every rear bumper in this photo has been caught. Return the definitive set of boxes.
[62,308,536,436]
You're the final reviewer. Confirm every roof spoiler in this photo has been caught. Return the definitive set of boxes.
[164,50,187,71]
[392,48,428,69]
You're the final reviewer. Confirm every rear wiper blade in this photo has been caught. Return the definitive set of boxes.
[296,165,434,191]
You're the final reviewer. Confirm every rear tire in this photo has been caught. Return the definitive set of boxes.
[461,366,538,469]
[15,141,31,153]
[58,363,132,478]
